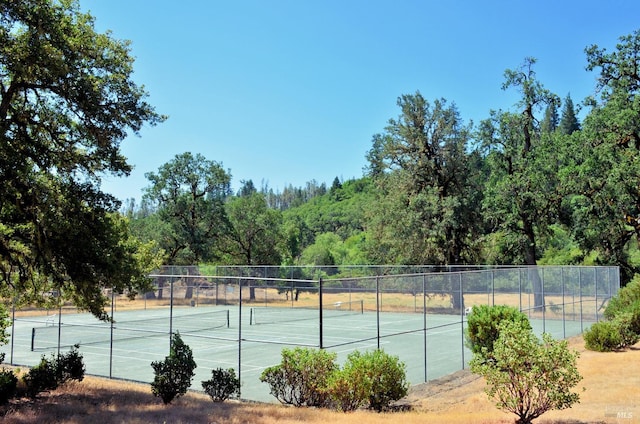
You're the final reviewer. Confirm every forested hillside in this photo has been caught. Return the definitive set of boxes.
[124,30,640,286]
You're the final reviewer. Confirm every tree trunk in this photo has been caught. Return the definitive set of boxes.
[449,267,463,312]
[523,221,544,310]
[157,279,164,300]
[184,266,201,299]
[185,284,194,299]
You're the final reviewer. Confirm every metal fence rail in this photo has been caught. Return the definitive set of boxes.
[4,265,619,402]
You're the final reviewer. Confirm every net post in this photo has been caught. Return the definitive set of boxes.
[31,327,35,352]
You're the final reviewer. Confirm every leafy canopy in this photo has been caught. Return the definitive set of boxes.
[0,0,164,318]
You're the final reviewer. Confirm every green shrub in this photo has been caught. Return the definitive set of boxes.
[0,305,9,346]
[614,312,640,348]
[259,347,337,407]
[583,321,622,352]
[23,355,59,398]
[604,279,640,321]
[325,357,371,412]
[151,332,196,404]
[202,368,240,402]
[466,304,531,359]
[22,345,86,398]
[339,349,409,412]
[470,319,582,424]
[0,368,17,404]
[55,344,85,384]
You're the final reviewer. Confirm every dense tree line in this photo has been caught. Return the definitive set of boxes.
[123,29,640,293]
[2,0,640,318]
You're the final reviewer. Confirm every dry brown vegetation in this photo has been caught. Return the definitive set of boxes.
[1,336,638,424]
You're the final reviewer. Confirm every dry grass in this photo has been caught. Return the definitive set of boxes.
[1,336,638,424]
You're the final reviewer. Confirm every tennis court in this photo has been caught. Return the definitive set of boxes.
[0,265,618,402]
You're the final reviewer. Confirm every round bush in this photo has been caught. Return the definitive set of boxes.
[0,369,17,404]
[202,368,240,402]
[604,279,640,321]
[584,321,622,352]
[466,304,531,358]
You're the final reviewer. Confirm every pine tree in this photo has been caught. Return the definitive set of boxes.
[541,102,559,133]
[559,94,581,135]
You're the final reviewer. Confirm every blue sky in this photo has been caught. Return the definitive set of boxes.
[80,0,640,202]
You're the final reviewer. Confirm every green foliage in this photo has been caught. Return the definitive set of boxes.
[222,193,283,266]
[325,364,370,412]
[365,93,483,266]
[583,321,623,352]
[538,224,585,265]
[613,311,640,347]
[119,28,640,277]
[336,350,409,413]
[260,347,408,412]
[201,368,240,402]
[586,299,640,352]
[604,279,640,321]
[282,178,375,243]
[55,344,86,384]
[465,305,531,358]
[0,0,164,319]
[22,345,86,399]
[300,232,343,266]
[470,320,582,424]
[0,368,17,404]
[144,152,232,266]
[0,304,9,346]
[23,356,59,399]
[150,332,197,404]
[259,347,338,407]
[0,353,17,404]
[559,93,581,135]
[586,277,640,352]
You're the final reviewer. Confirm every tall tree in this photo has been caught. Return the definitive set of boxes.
[541,102,559,134]
[144,152,232,297]
[365,93,483,308]
[222,192,282,300]
[367,93,482,265]
[559,93,581,135]
[479,58,560,308]
[238,179,257,197]
[0,0,163,318]
[566,30,640,283]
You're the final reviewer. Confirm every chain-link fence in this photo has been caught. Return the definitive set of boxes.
[4,265,619,402]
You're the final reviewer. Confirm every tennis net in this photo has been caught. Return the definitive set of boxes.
[249,300,364,325]
[30,308,230,350]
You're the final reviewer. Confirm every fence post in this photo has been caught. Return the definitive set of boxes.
[238,277,242,399]
[423,274,427,382]
[561,267,566,339]
[459,272,465,370]
[319,277,323,349]
[376,276,380,350]
[541,267,546,334]
[10,297,15,363]
[169,277,174,351]
[109,287,115,379]
[579,268,583,333]
[594,267,598,323]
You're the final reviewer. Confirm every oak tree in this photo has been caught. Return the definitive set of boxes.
[0,0,163,318]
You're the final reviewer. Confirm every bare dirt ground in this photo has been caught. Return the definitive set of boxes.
[1,336,638,424]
